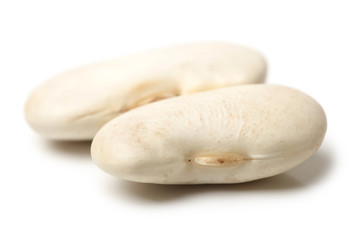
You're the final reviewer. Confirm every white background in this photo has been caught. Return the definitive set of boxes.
[0,0,358,239]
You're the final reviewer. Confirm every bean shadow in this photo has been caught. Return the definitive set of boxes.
[43,140,92,159]
[111,145,335,202]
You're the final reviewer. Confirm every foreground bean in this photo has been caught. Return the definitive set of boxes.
[91,85,327,184]
[25,42,266,140]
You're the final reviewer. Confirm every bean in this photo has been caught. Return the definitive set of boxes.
[25,42,266,140]
[91,85,327,184]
